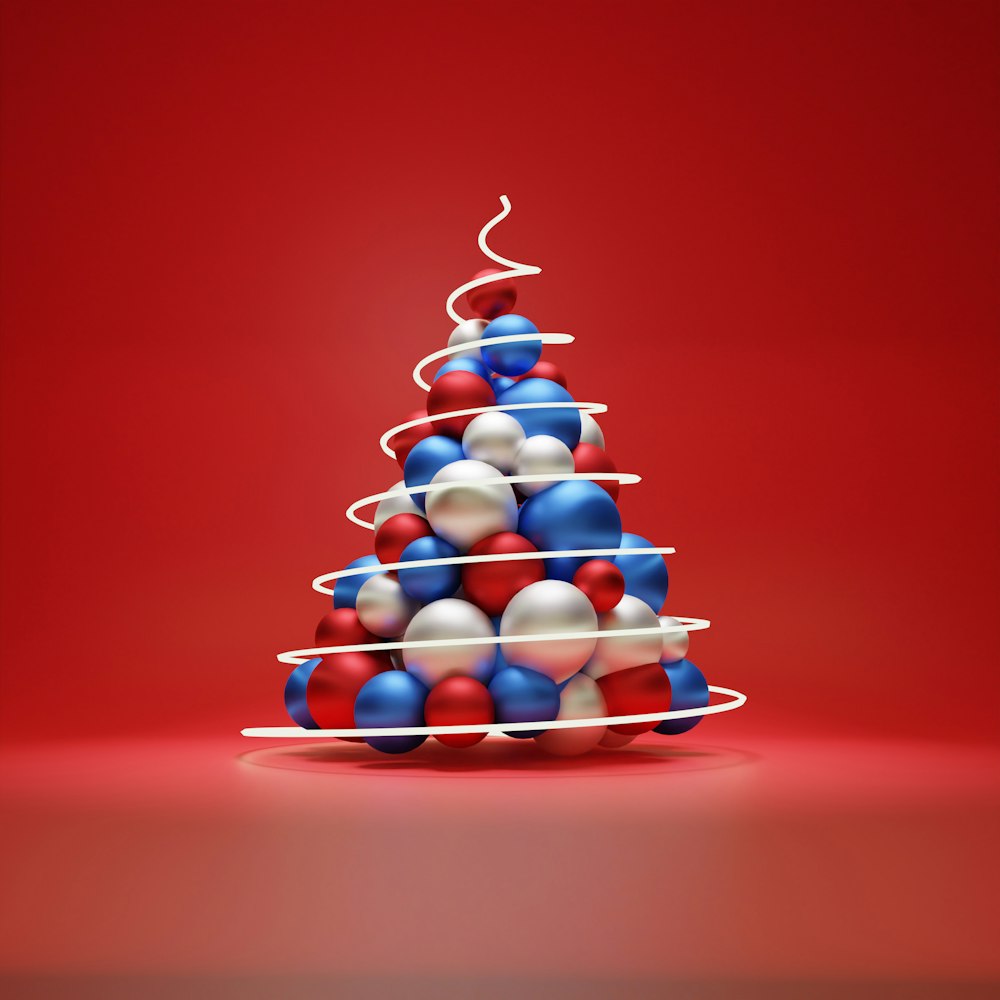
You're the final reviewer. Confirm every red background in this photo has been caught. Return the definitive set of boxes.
[1,0,998,742]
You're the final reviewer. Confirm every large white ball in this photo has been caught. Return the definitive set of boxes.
[425,459,518,552]
[514,434,574,496]
[462,411,525,474]
[535,673,608,756]
[579,411,605,449]
[659,615,690,663]
[402,598,496,687]
[499,579,598,683]
[583,595,663,679]
[373,480,424,531]
[447,318,488,361]
[356,574,420,638]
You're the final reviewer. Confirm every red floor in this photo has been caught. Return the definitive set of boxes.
[1,731,998,998]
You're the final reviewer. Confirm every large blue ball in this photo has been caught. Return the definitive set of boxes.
[613,532,669,612]
[333,555,384,609]
[654,658,709,735]
[497,378,582,449]
[518,480,622,581]
[434,358,491,384]
[284,657,322,728]
[480,314,542,376]
[492,375,516,393]
[403,435,465,511]
[488,665,560,739]
[398,535,461,602]
[354,670,429,754]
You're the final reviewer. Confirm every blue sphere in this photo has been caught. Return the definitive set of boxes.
[333,554,384,609]
[518,480,622,581]
[284,657,322,728]
[492,376,516,393]
[398,535,461,602]
[403,435,465,511]
[654,658,709,735]
[497,378,582,449]
[434,358,491,384]
[491,617,511,673]
[613,532,669,612]
[480,314,542,376]
[354,670,429,754]
[488,665,560,739]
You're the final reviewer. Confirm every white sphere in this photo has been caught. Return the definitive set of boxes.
[659,615,690,663]
[373,480,424,531]
[462,411,525,474]
[535,673,608,756]
[583,595,663,680]
[579,411,606,449]
[500,579,598,683]
[514,434,574,496]
[356,574,420,638]
[402,598,496,687]
[425,459,517,552]
[447,318,488,361]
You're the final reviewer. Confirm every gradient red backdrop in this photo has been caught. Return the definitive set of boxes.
[1,0,998,745]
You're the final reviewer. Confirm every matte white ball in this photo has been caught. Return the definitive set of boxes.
[402,598,496,687]
[583,595,663,680]
[659,615,691,663]
[447,318,489,361]
[514,434,574,496]
[579,411,606,449]
[535,673,608,756]
[355,574,421,638]
[373,480,424,531]
[462,411,525,474]
[425,459,518,552]
[500,579,598,684]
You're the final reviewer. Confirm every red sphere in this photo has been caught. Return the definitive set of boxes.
[426,370,496,438]
[517,360,567,389]
[462,532,546,617]
[306,651,392,738]
[465,268,517,320]
[573,442,620,502]
[424,676,494,748]
[573,559,626,613]
[315,607,375,648]
[375,512,433,565]
[388,409,432,468]
[596,663,672,736]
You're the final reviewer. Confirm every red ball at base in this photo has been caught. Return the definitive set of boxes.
[424,676,495,748]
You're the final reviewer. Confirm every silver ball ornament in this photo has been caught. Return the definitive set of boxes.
[583,595,663,680]
[659,615,690,663]
[355,574,421,638]
[425,459,518,552]
[373,480,424,531]
[447,318,489,361]
[499,579,598,683]
[402,597,496,687]
[579,411,606,449]
[462,411,525,474]
[514,434,574,496]
[535,673,608,756]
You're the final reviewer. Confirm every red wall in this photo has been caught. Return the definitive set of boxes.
[2,0,997,742]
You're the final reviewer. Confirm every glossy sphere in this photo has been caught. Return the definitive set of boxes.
[492,375,515,393]
[315,607,374,648]
[433,357,491,383]
[425,459,518,552]
[354,670,429,754]
[599,729,637,749]
[462,531,545,617]
[401,597,496,687]
[332,555,383,609]
[481,314,542,376]
[572,442,620,501]
[514,434,574,496]
[424,676,494,748]
[398,535,461,603]
[654,658,709,736]
[572,559,626,613]
[466,268,517,319]
[447,318,488,361]
[659,615,691,663]
[426,370,496,439]
[535,673,608,756]
[499,579,598,683]
[462,410,525,474]
[497,378,581,449]
[355,573,421,637]
[579,411,606,449]
[373,481,423,530]
[403,436,465,511]
[596,662,672,735]
[583,595,664,680]
[488,666,561,739]
[613,532,669,612]
[388,410,432,468]
[517,360,567,388]
[374,512,432,565]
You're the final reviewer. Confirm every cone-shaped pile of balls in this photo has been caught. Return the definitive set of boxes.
[283,273,711,755]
